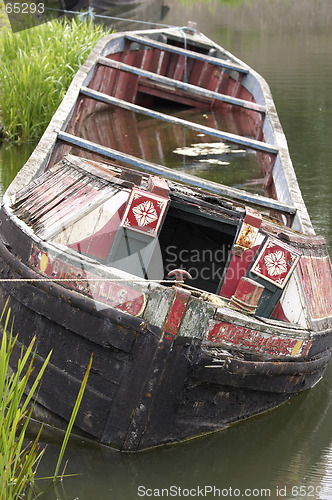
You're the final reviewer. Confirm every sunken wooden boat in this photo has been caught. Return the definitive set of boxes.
[1,25,332,451]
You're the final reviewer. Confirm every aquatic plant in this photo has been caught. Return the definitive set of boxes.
[0,299,93,499]
[0,300,51,499]
[0,17,112,142]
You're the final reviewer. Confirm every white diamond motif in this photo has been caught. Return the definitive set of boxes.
[264,250,287,277]
[132,200,158,227]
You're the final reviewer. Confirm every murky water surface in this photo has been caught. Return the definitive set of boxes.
[1,1,332,498]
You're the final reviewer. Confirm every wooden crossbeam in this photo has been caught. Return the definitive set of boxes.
[98,56,265,113]
[125,34,249,75]
[57,131,296,215]
[80,86,277,154]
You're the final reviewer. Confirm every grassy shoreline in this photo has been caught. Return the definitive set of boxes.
[0,17,112,142]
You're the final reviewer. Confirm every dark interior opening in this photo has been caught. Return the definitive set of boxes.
[135,91,193,111]
[158,205,237,294]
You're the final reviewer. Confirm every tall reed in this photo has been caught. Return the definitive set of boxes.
[0,17,112,141]
[0,298,93,499]
[0,300,51,500]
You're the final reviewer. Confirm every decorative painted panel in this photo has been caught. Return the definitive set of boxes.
[120,188,169,237]
[251,237,301,289]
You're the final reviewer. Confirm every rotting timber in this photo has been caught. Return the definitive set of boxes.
[0,25,332,451]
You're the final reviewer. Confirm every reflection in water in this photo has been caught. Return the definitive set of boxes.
[35,362,332,499]
[79,105,264,193]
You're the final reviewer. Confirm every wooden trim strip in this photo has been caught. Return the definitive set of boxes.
[80,86,277,154]
[125,34,249,75]
[57,130,296,215]
[98,56,265,113]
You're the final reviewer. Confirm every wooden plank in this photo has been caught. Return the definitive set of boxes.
[98,56,265,113]
[80,86,276,154]
[123,287,191,451]
[57,130,296,215]
[125,34,249,75]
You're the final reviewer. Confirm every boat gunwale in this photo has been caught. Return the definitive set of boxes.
[1,200,327,344]
[2,27,313,237]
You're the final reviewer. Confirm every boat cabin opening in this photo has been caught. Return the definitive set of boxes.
[159,202,238,294]
[11,155,241,296]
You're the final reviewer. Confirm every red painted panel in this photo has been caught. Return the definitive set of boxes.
[114,49,140,102]
[120,188,169,237]
[159,50,171,77]
[188,59,206,87]
[244,208,262,228]
[299,255,332,320]
[29,244,146,316]
[207,321,312,358]
[220,246,260,299]
[251,237,300,289]
[162,287,191,342]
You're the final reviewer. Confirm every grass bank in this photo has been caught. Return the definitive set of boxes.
[0,17,112,142]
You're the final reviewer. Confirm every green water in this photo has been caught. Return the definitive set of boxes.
[1,1,332,498]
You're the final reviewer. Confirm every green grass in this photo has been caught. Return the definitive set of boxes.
[0,17,112,142]
[0,3,10,29]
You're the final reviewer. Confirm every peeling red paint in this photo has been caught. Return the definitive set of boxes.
[162,287,191,342]
[244,207,262,228]
[148,175,170,198]
[299,255,332,320]
[220,245,260,299]
[207,321,312,357]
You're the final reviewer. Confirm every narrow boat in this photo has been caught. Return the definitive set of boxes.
[1,25,332,451]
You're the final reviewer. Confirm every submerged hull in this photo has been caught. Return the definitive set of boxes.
[1,26,332,451]
[0,223,329,450]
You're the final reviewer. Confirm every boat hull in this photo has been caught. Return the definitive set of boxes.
[1,27,332,451]
[0,207,330,451]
